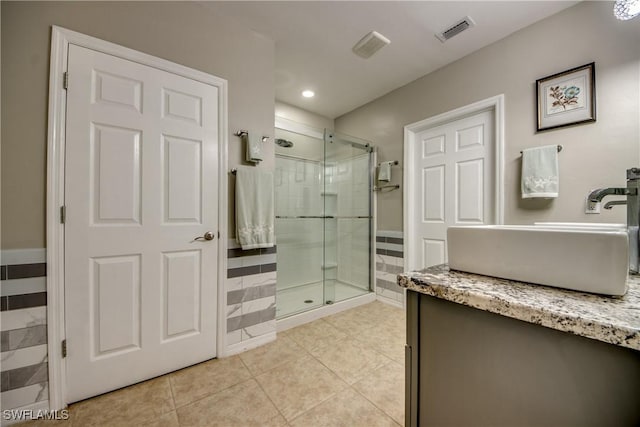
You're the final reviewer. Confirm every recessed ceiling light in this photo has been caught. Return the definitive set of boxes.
[302,90,315,98]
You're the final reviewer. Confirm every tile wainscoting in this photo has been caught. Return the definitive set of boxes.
[1,236,400,412]
[225,240,277,354]
[0,242,277,416]
[0,249,50,416]
[1,237,399,412]
[375,231,405,307]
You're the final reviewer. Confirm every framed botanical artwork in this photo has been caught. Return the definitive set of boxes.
[536,62,596,132]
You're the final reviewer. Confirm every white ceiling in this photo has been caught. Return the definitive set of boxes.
[209,1,579,119]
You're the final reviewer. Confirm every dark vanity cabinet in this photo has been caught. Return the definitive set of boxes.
[405,290,640,426]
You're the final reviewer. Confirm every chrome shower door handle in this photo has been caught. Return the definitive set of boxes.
[194,231,215,241]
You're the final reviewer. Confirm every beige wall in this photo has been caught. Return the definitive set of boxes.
[335,1,640,231]
[275,101,335,131]
[1,1,275,248]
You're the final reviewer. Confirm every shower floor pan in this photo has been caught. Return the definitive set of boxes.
[276,281,369,319]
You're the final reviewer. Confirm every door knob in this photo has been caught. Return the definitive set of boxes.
[194,231,215,241]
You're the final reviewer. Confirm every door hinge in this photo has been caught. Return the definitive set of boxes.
[63,72,69,90]
[60,206,66,224]
[61,339,67,358]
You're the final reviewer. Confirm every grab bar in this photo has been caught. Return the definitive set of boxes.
[275,215,372,219]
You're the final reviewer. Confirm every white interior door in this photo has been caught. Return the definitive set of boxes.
[411,109,494,270]
[64,44,219,402]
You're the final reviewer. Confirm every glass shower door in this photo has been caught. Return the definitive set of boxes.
[323,130,373,305]
[274,125,373,320]
[274,127,325,318]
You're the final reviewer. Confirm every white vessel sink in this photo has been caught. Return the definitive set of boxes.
[447,225,629,296]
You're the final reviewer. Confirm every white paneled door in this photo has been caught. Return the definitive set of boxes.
[411,110,494,270]
[64,44,219,402]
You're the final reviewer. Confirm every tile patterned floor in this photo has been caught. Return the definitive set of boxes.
[20,301,405,426]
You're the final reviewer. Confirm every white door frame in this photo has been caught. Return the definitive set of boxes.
[403,95,505,271]
[46,26,228,410]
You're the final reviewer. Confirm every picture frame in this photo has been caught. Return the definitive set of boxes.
[536,62,596,132]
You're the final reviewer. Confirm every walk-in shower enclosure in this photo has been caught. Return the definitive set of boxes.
[274,123,374,319]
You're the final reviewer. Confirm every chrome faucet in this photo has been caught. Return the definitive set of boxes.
[588,187,634,202]
[588,168,640,273]
[604,200,627,210]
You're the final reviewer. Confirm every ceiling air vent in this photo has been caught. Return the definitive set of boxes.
[436,16,476,43]
[352,31,390,59]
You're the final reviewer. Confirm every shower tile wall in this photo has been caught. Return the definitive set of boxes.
[375,231,405,304]
[335,155,370,288]
[226,240,277,346]
[274,157,323,218]
[0,250,50,413]
[274,157,323,289]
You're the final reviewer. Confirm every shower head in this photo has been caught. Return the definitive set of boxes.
[275,138,294,148]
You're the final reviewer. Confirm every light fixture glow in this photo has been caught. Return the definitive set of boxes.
[302,90,315,98]
[614,0,640,20]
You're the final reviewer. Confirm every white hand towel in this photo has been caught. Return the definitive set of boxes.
[236,167,274,249]
[245,133,263,163]
[521,145,559,199]
[378,162,392,182]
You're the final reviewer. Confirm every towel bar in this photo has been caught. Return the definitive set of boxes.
[378,160,399,167]
[520,145,562,155]
[234,130,270,143]
[373,184,400,192]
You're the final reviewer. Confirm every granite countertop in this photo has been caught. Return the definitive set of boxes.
[398,264,640,351]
